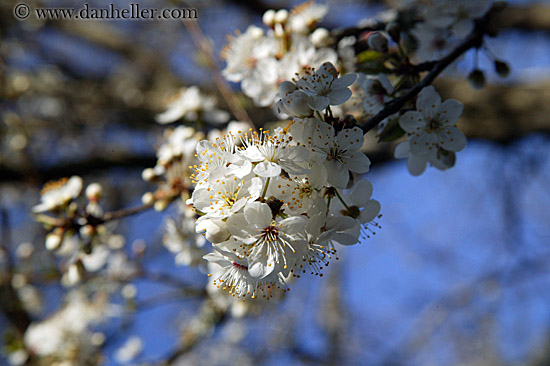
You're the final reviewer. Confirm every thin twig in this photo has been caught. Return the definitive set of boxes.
[102,203,153,222]
[184,20,255,130]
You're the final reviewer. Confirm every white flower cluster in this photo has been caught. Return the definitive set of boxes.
[156,86,230,125]
[142,126,204,211]
[23,291,109,362]
[221,2,342,107]
[189,62,381,300]
[411,0,492,62]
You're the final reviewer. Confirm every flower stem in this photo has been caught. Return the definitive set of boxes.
[261,177,271,201]
[334,189,350,210]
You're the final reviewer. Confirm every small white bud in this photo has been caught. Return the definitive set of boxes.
[274,9,288,24]
[310,28,331,47]
[249,26,264,40]
[154,200,169,211]
[141,192,155,206]
[45,232,62,251]
[85,183,102,201]
[141,168,156,182]
[11,274,27,289]
[16,242,34,260]
[91,332,106,346]
[262,9,276,27]
[121,284,137,299]
[80,224,95,238]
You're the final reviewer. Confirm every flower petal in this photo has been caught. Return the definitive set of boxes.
[342,151,371,174]
[399,111,425,133]
[439,126,467,152]
[337,127,363,151]
[416,86,441,120]
[244,201,272,230]
[253,161,282,177]
[360,199,381,223]
[350,179,373,206]
[325,160,349,188]
[438,99,463,125]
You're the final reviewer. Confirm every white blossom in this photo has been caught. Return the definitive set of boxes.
[296,62,357,111]
[33,176,83,213]
[399,86,466,158]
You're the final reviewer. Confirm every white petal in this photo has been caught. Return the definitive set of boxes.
[350,179,373,206]
[311,121,335,147]
[279,216,308,235]
[394,141,410,159]
[328,88,352,105]
[438,100,463,125]
[332,73,357,88]
[407,154,427,176]
[308,164,328,188]
[325,160,349,188]
[399,111,425,133]
[227,213,253,240]
[307,95,330,111]
[416,86,441,120]
[240,146,264,162]
[248,256,275,279]
[342,151,371,174]
[439,127,467,152]
[253,161,282,177]
[337,127,363,151]
[360,200,381,223]
[244,201,272,230]
[246,177,264,201]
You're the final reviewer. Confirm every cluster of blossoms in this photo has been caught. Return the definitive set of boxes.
[190,62,381,300]
[32,176,139,286]
[408,0,493,62]
[221,1,355,108]
[155,86,230,125]
[31,0,486,312]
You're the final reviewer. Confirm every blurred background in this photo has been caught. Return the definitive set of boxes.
[1,0,550,365]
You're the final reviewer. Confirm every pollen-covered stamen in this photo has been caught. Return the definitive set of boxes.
[41,177,69,195]
[261,226,279,242]
[359,214,383,240]
[293,241,338,278]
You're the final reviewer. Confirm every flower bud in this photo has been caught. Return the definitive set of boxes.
[385,22,401,43]
[121,284,137,299]
[249,26,264,40]
[274,9,288,24]
[45,232,62,251]
[85,183,102,202]
[141,168,156,182]
[494,60,510,78]
[141,192,155,206]
[262,9,276,27]
[367,32,388,53]
[154,200,169,212]
[80,224,95,238]
[310,28,331,47]
[468,69,486,89]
